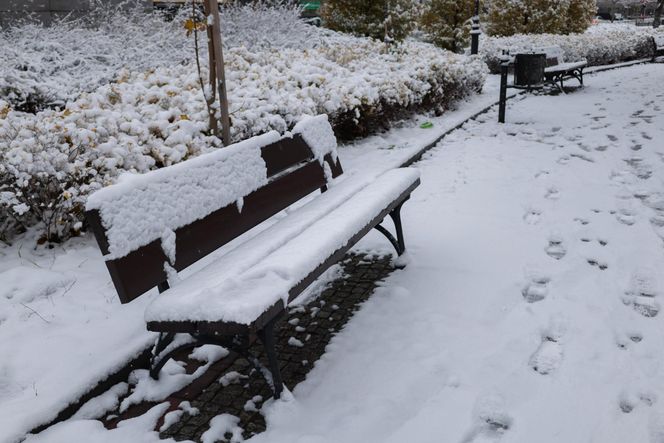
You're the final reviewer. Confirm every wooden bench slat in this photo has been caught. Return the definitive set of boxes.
[261,135,314,177]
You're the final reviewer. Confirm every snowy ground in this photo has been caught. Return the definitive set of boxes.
[6,63,664,442]
[248,63,664,443]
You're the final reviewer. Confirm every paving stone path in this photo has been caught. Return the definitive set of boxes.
[100,253,395,442]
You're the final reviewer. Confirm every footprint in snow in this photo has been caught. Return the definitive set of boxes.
[461,395,513,443]
[574,217,590,226]
[557,155,570,165]
[522,275,551,303]
[616,332,643,350]
[523,209,542,225]
[619,391,656,414]
[544,187,560,200]
[529,335,563,375]
[623,268,660,318]
[624,157,653,180]
[586,258,609,270]
[545,235,566,260]
[616,208,637,226]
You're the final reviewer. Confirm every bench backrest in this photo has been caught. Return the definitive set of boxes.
[654,35,664,48]
[85,116,342,304]
[536,46,565,67]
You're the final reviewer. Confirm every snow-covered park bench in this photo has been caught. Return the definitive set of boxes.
[537,46,587,89]
[84,115,420,399]
[653,35,664,62]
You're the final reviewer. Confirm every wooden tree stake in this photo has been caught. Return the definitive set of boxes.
[204,0,231,146]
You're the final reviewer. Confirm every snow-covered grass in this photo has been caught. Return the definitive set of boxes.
[0,4,487,244]
[480,23,664,73]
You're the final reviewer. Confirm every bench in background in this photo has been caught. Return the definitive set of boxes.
[537,46,587,90]
[653,35,664,62]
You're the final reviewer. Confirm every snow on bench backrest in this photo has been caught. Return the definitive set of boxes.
[86,115,340,303]
[536,46,565,66]
[654,34,664,47]
[86,131,276,260]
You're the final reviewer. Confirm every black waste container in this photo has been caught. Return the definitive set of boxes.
[514,53,546,88]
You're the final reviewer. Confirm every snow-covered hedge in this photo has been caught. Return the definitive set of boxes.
[480,24,663,73]
[0,4,487,243]
[0,3,194,113]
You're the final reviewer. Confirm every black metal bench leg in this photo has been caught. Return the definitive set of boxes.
[372,200,408,257]
[389,202,406,255]
[150,332,176,379]
[257,316,284,399]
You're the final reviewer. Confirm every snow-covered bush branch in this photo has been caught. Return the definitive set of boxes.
[480,24,664,73]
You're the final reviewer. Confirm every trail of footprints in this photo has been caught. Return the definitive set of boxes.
[489,95,662,433]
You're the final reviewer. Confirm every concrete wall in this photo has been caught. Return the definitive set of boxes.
[0,0,152,27]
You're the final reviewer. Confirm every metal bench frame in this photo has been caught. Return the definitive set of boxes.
[653,35,664,62]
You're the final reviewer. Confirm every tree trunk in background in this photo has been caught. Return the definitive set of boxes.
[654,0,663,28]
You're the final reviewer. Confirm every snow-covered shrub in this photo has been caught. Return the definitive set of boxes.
[0,3,487,243]
[419,0,476,53]
[480,25,662,73]
[220,0,324,50]
[0,1,193,113]
[485,0,595,36]
[0,85,220,242]
[322,0,418,42]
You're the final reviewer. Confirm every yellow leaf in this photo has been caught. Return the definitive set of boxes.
[184,18,206,37]
[180,114,190,121]
[62,109,72,117]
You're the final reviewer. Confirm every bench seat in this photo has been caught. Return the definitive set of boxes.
[544,60,587,74]
[536,45,586,89]
[145,167,420,328]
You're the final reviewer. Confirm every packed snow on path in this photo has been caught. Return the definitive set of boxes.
[247,64,664,443]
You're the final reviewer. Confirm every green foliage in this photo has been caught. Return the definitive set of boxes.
[420,0,477,52]
[322,0,417,42]
[486,0,596,36]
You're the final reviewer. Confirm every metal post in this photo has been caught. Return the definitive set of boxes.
[498,61,508,123]
[470,0,481,55]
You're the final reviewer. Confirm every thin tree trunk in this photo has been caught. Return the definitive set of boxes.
[654,0,663,28]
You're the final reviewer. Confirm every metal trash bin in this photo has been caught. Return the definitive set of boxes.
[514,53,545,89]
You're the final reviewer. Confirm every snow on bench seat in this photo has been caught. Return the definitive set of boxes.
[537,45,587,69]
[545,60,587,74]
[144,167,420,325]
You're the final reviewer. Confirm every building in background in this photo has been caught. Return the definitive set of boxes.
[596,0,660,19]
[0,0,151,26]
